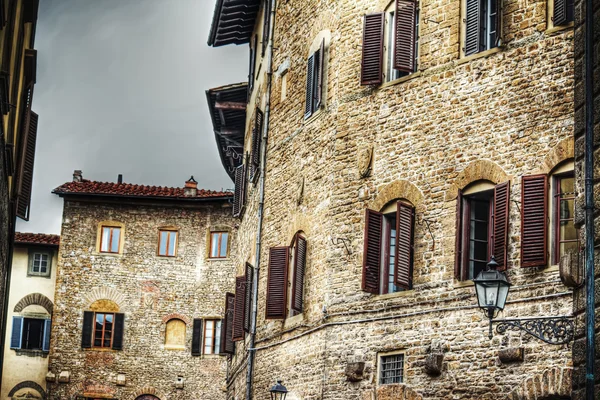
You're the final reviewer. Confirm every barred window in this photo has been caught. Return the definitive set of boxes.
[379,353,404,385]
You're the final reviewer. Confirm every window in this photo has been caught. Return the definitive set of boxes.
[361,0,419,86]
[288,233,307,315]
[379,353,405,384]
[304,38,325,119]
[553,172,578,262]
[203,319,222,355]
[158,230,178,257]
[455,181,510,280]
[463,0,500,56]
[363,201,415,294]
[28,250,51,277]
[549,0,574,28]
[81,310,124,350]
[165,318,186,349]
[210,231,229,258]
[100,226,121,253]
[10,316,51,352]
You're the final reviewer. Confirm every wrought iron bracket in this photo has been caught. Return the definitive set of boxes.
[491,316,574,345]
[331,237,352,255]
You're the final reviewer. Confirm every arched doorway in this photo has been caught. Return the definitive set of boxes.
[135,396,160,400]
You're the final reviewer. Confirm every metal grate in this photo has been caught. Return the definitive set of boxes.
[380,354,404,384]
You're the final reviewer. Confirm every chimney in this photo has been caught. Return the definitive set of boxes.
[117,174,123,184]
[184,176,198,197]
[73,170,83,182]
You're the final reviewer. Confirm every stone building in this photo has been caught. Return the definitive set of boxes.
[0,0,41,375]
[208,0,576,399]
[571,0,599,396]
[1,232,59,400]
[47,171,237,400]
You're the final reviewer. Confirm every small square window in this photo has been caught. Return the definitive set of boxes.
[100,226,121,253]
[210,232,229,259]
[158,230,178,257]
[379,353,405,385]
[28,251,51,277]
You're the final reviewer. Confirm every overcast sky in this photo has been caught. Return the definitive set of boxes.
[16,0,248,234]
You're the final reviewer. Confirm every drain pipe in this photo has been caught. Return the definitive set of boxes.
[246,0,277,399]
[583,0,596,395]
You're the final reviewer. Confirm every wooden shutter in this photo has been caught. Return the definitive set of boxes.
[112,313,125,350]
[493,181,510,271]
[220,293,235,354]
[454,190,464,280]
[521,175,548,267]
[42,319,51,352]
[250,109,264,181]
[464,0,481,56]
[248,35,257,98]
[553,0,568,25]
[494,0,502,47]
[266,247,289,319]
[10,316,23,349]
[394,0,417,72]
[244,263,253,332]
[304,53,315,118]
[232,276,245,341]
[16,111,37,220]
[291,235,307,313]
[395,202,415,289]
[316,38,325,109]
[361,13,385,85]
[233,164,246,217]
[191,318,203,356]
[261,0,271,57]
[81,311,94,348]
[362,209,383,293]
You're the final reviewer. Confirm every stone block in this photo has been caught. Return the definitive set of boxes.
[424,353,443,376]
[345,361,366,382]
[58,371,70,383]
[498,347,524,363]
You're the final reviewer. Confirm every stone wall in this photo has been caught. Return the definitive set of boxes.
[224,0,576,398]
[571,0,600,396]
[48,199,237,400]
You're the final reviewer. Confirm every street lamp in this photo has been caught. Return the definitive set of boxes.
[269,380,288,400]
[473,256,574,345]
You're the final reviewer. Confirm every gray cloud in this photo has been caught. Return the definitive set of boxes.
[17,0,247,234]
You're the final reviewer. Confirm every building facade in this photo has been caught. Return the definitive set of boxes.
[47,172,237,400]
[208,0,576,399]
[0,0,40,375]
[1,232,59,400]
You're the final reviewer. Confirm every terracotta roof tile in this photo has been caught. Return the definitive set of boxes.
[15,232,60,246]
[52,180,231,200]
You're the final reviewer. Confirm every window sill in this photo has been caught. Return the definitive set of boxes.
[93,252,123,258]
[376,289,414,300]
[283,313,304,330]
[304,107,325,125]
[164,345,186,351]
[380,71,422,90]
[207,257,231,262]
[545,22,574,35]
[26,273,52,279]
[15,349,48,357]
[200,353,223,359]
[155,255,178,259]
[84,347,116,352]
[453,279,474,288]
[457,46,502,66]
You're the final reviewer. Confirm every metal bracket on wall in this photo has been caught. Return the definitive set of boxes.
[417,217,436,250]
[494,316,574,345]
[331,237,352,255]
[511,199,521,213]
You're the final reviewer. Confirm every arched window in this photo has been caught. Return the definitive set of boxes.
[165,319,186,349]
[362,199,415,294]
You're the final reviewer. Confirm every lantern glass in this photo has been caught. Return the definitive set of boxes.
[270,380,288,400]
[473,268,511,314]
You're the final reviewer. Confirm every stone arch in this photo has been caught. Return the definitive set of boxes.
[13,293,53,315]
[161,312,191,325]
[136,396,160,400]
[285,213,314,244]
[131,387,165,400]
[447,160,510,200]
[369,179,425,211]
[507,367,572,400]
[7,381,46,399]
[84,287,127,312]
[539,137,574,174]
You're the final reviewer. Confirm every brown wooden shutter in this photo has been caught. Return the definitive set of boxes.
[316,38,325,109]
[112,313,125,350]
[16,110,37,220]
[454,190,464,280]
[304,53,315,119]
[243,263,253,332]
[266,246,289,319]
[248,35,257,98]
[261,0,271,57]
[291,234,307,313]
[232,164,246,218]
[553,0,568,25]
[250,108,263,181]
[521,175,548,267]
[464,0,481,56]
[493,181,510,271]
[191,318,203,356]
[81,311,94,348]
[394,0,417,72]
[361,13,385,85]
[220,293,235,354]
[395,202,415,289]
[232,276,245,341]
[362,209,383,293]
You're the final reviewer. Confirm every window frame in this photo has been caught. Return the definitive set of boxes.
[92,312,115,349]
[209,231,229,259]
[164,318,186,350]
[552,171,578,264]
[377,351,406,385]
[547,0,574,30]
[99,226,122,254]
[27,249,52,277]
[460,0,502,57]
[383,2,420,83]
[21,317,44,350]
[157,229,178,257]
[202,319,222,355]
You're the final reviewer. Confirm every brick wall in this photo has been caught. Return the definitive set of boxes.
[48,199,237,400]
